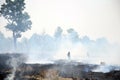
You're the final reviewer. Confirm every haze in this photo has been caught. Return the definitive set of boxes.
[0,0,120,65]
[0,0,120,44]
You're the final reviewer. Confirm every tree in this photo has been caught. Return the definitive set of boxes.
[54,27,63,38]
[0,0,32,50]
[67,28,80,42]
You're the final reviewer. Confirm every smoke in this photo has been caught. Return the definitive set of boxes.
[0,27,120,66]
[92,63,120,73]
[4,54,26,80]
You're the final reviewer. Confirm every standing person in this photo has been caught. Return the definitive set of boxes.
[67,51,71,60]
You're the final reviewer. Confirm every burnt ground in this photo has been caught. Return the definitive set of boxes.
[0,53,120,80]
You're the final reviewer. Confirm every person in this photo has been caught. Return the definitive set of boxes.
[67,51,71,60]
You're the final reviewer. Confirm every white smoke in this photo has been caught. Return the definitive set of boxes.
[0,27,120,66]
[4,54,26,80]
[5,57,17,80]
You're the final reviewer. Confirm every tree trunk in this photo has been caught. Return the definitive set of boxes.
[13,31,17,51]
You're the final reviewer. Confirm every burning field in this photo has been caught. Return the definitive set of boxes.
[0,0,120,80]
[0,53,120,80]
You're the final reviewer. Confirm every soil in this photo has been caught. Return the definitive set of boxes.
[0,53,120,80]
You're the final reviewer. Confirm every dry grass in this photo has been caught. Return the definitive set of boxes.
[23,69,73,80]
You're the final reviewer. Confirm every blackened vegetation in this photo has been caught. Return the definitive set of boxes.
[0,54,120,80]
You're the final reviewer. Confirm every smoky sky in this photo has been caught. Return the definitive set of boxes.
[0,0,120,65]
[0,0,120,44]
[0,27,120,65]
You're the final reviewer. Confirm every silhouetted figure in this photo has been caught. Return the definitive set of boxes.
[67,51,71,60]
